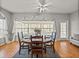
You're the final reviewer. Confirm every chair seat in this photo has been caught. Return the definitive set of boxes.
[32,41,43,44]
[21,44,29,46]
[22,40,30,43]
[21,41,29,45]
[32,46,43,49]
[46,43,51,45]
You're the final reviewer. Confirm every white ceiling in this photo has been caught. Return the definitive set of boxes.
[1,0,78,13]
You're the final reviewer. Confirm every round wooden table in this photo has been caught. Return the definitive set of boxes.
[23,38,52,44]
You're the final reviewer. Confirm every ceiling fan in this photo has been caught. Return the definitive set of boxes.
[36,0,51,13]
[36,0,64,13]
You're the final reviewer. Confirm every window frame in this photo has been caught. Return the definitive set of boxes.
[60,22,68,38]
[0,12,7,35]
[15,21,56,35]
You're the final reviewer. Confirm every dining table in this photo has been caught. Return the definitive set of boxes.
[22,36,53,57]
[23,37,52,44]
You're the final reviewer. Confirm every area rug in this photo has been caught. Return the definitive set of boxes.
[13,47,60,58]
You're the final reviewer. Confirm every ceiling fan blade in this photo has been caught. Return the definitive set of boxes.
[40,8,44,13]
[37,7,42,13]
[44,2,52,7]
[44,7,48,10]
[46,4,60,10]
[37,0,43,6]
[44,7,50,12]
[38,0,46,5]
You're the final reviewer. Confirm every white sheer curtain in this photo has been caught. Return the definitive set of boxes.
[0,12,8,35]
[12,21,17,41]
[0,12,8,44]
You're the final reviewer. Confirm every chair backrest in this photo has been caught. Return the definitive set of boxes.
[51,32,56,41]
[30,35,43,49]
[21,32,30,39]
[21,32,24,39]
[17,32,21,46]
[30,35,43,42]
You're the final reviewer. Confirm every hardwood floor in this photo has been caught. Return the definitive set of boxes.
[55,40,79,58]
[0,41,19,58]
[0,40,79,58]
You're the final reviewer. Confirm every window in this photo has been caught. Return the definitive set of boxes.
[0,18,7,35]
[60,22,67,38]
[15,21,55,35]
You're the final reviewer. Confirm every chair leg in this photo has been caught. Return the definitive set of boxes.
[36,54,38,58]
[44,44,46,53]
[19,47,21,55]
[53,43,55,53]
[28,45,29,54]
[42,53,43,57]
[31,54,33,58]
[51,41,53,47]
[45,46,46,53]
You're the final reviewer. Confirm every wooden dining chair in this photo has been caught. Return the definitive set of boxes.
[45,32,56,53]
[17,32,30,55]
[30,35,45,58]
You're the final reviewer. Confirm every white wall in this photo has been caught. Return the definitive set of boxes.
[0,7,78,42]
[70,11,79,36]
[13,13,70,39]
[0,7,71,42]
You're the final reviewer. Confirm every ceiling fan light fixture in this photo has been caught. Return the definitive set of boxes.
[36,0,52,13]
